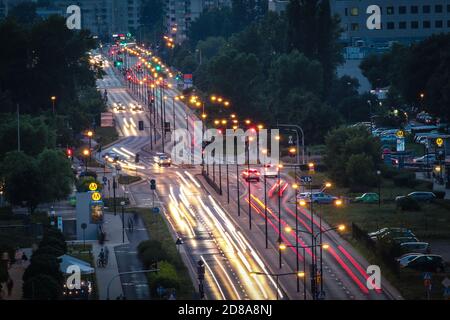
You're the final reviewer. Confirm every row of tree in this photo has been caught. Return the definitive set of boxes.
[22,226,67,299]
[360,34,450,124]
[163,0,375,144]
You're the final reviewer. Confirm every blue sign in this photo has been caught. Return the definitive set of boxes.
[300,176,312,183]
[102,176,108,184]
[57,216,63,232]
[152,207,160,214]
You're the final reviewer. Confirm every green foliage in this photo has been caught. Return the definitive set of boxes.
[76,176,102,193]
[396,196,421,211]
[392,172,417,188]
[22,274,62,300]
[138,240,168,268]
[345,154,377,192]
[361,34,450,123]
[37,149,74,202]
[147,261,180,297]
[0,151,44,213]
[0,150,73,213]
[324,126,381,187]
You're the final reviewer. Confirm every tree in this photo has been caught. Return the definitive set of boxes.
[138,240,168,268]
[23,274,62,300]
[0,151,44,213]
[345,154,377,191]
[37,149,74,203]
[324,127,381,187]
[8,2,39,26]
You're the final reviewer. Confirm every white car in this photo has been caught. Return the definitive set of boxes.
[262,164,278,178]
[130,103,143,112]
[113,102,126,112]
[154,153,171,167]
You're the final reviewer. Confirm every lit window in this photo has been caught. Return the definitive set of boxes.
[350,7,358,16]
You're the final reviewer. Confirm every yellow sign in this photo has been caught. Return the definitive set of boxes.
[396,130,405,138]
[436,138,444,147]
[91,192,102,201]
[89,182,98,191]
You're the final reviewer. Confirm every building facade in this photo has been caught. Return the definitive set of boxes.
[164,0,231,43]
[333,0,450,46]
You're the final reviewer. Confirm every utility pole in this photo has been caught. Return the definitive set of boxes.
[17,104,20,152]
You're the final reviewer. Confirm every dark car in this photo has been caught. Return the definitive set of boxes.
[395,192,436,203]
[402,254,446,272]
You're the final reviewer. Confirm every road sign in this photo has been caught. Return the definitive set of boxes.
[152,207,160,214]
[396,130,405,138]
[89,182,98,191]
[396,138,405,152]
[57,216,63,232]
[300,176,312,183]
[423,272,432,280]
[102,176,108,184]
[91,192,102,201]
[436,137,444,147]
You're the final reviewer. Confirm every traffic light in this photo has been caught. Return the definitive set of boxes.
[156,65,161,71]
[289,147,296,158]
[138,120,144,131]
[150,179,156,190]
[437,148,445,161]
[66,148,73,159]
[135,153,140,163]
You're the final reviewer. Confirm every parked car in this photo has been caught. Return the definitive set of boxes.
[262,164,278,178]
[297,192,338,204]
[354,193,379,203]
[395,192,436,203]
[242,169,260,182]
[153,153,171,167]
[397,253,425,267]
[388,236,420,245]
[369,228,416,241]
[400,242,431,254]
[400,254,446,272]
[412,154,436,164]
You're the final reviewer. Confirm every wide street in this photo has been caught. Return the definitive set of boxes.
[93,51,401,300]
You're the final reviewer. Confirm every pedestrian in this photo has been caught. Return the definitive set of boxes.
[6,278,13,297]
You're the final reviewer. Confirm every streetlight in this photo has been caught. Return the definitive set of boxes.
[377,170,382,208]
[120,201,126,243]
[250,270,305,300]
[82,148,90,172]
[87,130,94,161]
[283,224,345,299]
[51,96,56,114]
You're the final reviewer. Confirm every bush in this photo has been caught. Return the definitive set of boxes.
[148,261,180,297]
[381,165,397,179]
[23,274,62,300]
[396,196,421,211]
[434,191,446,199]
[345,154,377,191]
[393,172,417,188]
[138,240,168,268]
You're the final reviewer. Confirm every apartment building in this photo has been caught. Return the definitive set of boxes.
[165,0,231,43]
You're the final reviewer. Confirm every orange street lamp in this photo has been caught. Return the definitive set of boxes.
[51,96,57,114]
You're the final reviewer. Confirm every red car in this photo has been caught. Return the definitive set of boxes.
[242,169,260,182]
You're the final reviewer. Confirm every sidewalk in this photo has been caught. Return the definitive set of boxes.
[93,213,129,300]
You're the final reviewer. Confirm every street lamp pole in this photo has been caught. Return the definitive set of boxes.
[121,201,125,243]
